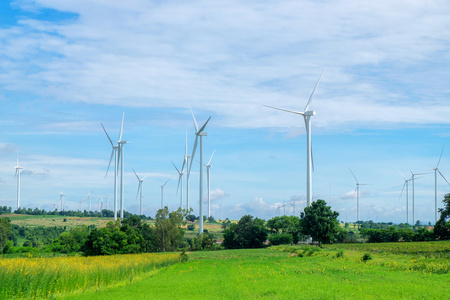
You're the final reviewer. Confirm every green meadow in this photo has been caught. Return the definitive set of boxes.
[57,241,449,300]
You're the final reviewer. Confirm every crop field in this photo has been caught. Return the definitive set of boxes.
[4,214,112,229]
[0,252,183,299]
[57,241,450,299]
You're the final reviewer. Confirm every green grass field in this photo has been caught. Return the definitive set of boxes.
[57,241,449,300]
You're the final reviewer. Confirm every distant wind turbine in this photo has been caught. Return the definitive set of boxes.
[349,169,369,222]
[160,177,172,209]
[263,68,326,207]
[203,150,216,218]
[399,173,411,224]
[184,130,192,212]
[172,161,185,210]
[133,169,146,216]
[59,190,65,212]
[410,170,426,225]
[14,155,23,210]
[188,106,211,234]
[433,146,450,223]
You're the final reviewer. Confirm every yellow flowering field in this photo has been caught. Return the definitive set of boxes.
[0,252,182,299]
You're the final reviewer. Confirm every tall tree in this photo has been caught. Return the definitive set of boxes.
[222,215,268,249]
[0,218,11,252]
[153,207,185,252]
[435,193,450,240]
[300,199,341,247]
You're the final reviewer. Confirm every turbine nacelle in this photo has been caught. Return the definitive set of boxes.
[304,110,316,117]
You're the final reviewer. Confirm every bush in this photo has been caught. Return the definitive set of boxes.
[335,250,344,258]
[187,224,195,231]
[362,253,372,261]
[268,233,293,246]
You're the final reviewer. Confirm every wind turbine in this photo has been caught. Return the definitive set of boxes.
[203,150,216,218]
[433,146,450,223]
[184,130,192,211]
[291,200,296,216]
[349,169,369,222]
[410,170,426,226]
[188,106,211,234]
[172,161,185,210]
[263,68,326,207]
[14,155,23,210]
[399,173,411,224]
[59,190,65,212]
[102,113,126,220]
[160,177,172,209]
[133,168,146,216]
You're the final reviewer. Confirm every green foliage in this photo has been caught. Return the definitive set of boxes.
[0,218,11,252]
[51,226,91,253]
[268,233,293,246]
[434,218,450,240]
[222,215,268,249]
[207,216,216,223]
[335,250,344,258]
[300,199,341,246]
[189,232,216,250]
[266,215,303,243]
[154,207,185,252]
[361,253,372,261]
[187,224,195,231]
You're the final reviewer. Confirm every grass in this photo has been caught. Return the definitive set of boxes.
[59,241,450,299]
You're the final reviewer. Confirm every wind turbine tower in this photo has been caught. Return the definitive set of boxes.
[14,155,23,210]
[172,161,185,210]
[133,169,146,216]
[410,170,426,225]
[160,177,172,209]
[59,190,65,212]
[400,173,411,224]
[264,68,326,207]
[433,146,450,223]
[188,107,211,234]
[204,150,216,218]
[349,169,368,222]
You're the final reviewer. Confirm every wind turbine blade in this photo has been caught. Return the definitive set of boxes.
[353,187,358,199]
[263,105,304,115]
[105,148,114,178]
[436,145,445,168]
[101,123,114,147]
[438,169,450,185]
[119,112,125,141]
[171,161,181,174]
[198,116,211,134]
[189,106,199,132]
[132,168,140,180]
[189,135,199,177]
[135,184,141,202]
[304,68,326,112]
[349,168,358,184]
[163,176,172,187]
[399,182,406,200]
[176,174,182,194]
[207,150,216,165]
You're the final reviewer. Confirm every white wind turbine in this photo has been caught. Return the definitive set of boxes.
[184,131,192,212]
[410,170,426,226]
[188,107,211,234]
[433,146,450,223]
[59,190,65,212]
[203,150,216,218]
[86,189,93,211]
[133,169,147,216]
[14,155,23,210]
[102,113,126,220]
[160,177,172,209]
[172,161,185,210]
[264,69,326,207]
[349,169,369,222]
[399,173,411,224]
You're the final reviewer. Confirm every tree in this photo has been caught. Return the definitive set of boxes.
[266,215,303,243]
[300,199,341,247]
[0,218,12,252]
[222,215,267,249]
[153,207,185,252]
[435,193,450,240]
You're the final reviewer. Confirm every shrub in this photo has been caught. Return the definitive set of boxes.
[268,233,293,246]
[362,253,372,261]
[335,250,344,258]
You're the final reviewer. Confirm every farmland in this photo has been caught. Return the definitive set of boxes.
[1,241,449,299]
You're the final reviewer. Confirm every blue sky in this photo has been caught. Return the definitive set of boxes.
[1,0,450,224]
